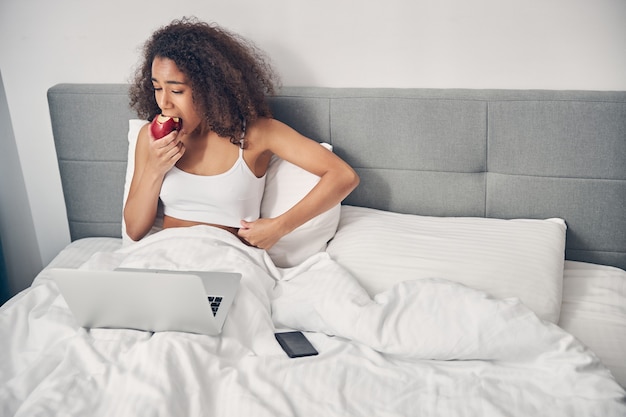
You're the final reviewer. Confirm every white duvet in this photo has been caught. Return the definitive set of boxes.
[1,226,625,416]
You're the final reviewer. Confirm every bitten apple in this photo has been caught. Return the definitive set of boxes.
[150,114,182,139]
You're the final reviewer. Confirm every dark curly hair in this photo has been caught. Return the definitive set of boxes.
[129,17,279,145]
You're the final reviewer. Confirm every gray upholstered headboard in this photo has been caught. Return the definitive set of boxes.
[48,84,626,270]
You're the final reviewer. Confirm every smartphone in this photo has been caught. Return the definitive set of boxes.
[275,331,319,358]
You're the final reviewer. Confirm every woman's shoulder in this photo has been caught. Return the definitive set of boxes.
[246,117,318,164]
[249,116,282,132]
[247,117,297,143]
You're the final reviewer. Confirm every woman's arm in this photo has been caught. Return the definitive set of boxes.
[123,123,185,241]
[238,119,359,249]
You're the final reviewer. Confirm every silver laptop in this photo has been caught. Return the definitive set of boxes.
[50,268,241,335]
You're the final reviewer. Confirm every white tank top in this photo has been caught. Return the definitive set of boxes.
[160,146,266,228]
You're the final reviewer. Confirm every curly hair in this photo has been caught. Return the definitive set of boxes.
[129,17,280,145]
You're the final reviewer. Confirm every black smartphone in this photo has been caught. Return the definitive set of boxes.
[275,331,319,358]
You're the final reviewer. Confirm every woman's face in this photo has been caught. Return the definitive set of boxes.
[151,56,202,135]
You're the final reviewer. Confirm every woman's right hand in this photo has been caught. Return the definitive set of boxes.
[147,130,185,176]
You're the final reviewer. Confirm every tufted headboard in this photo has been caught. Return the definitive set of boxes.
[48,84,626,270]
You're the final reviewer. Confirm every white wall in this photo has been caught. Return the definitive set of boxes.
[0,70,42,297]
[0,0,625,294]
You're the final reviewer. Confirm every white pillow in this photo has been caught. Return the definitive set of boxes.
[123,121,340,266]
[261,143,341,268]
[326,206,566,323]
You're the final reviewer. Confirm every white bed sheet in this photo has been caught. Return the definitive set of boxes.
[1,231,624,416]
[47,237,122,269]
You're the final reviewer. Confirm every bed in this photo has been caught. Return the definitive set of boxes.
[1,84,625,416]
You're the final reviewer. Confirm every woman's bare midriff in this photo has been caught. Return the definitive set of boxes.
[163,215,241,240]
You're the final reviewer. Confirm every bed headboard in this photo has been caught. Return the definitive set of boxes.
[48,84,626,270]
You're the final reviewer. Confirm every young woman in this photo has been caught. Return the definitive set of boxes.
[124,17,359,250]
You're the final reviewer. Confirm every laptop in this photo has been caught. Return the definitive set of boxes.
[50,268,241,335]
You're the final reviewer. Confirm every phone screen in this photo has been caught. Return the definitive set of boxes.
[275,331,319,358]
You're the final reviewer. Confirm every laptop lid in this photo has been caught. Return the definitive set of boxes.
[50,268,241,335]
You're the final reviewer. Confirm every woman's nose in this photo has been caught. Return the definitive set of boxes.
[156,92,171,110]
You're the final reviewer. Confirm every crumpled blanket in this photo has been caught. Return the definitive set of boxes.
[1,225,624,417]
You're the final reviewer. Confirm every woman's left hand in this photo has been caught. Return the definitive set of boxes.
[237,218,285,250]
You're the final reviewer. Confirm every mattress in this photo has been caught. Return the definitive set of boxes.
[1,231,624,416]
[38,236,626,389]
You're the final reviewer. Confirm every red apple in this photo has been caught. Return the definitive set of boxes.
[150,114,182,139]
